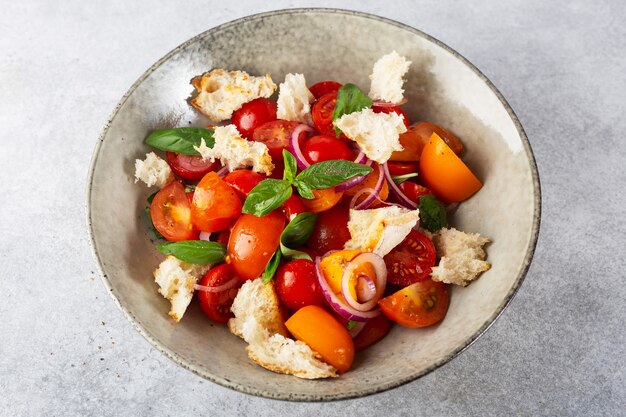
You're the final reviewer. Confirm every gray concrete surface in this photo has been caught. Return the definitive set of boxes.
[1,0,624,415]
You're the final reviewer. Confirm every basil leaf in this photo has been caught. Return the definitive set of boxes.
[262,250,282,284]
[295,181,315,199]
[295,160,373,190]
[332,83,373,136]
[283,149,298,183]
[184,184,196,193]
[418,194,448,232]
[145,128,214,155]
[157,240,226,264]
[242,179,293,217]
[392,173,419,184]
[347,320,357,330]
[281,212,317,248]
[144,207,164,240]
[279,244,312,261]
[146,191,158,204]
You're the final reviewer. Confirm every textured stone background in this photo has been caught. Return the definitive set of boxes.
[1,1,624,416]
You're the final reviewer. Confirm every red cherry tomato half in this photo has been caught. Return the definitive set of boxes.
[231,98,278,140]
[223,169,264,200]
[280,194,305,221]
[354,315,391,351]
[309,81,342,99]
[383,229,436,287]
[150,181,199,241]
[378,279,449,327]
[393,182,432,206]
[191,172,242,233]
[387,161,419,176]
[252,120,302,160]
[166,152,219,182]
[306,203,351,254]
[372,104,410,128]
[227,212,285,280]
[302,135,353,164]
[197,264,243,324]
[312,91,338,137]
[275,259,325,311]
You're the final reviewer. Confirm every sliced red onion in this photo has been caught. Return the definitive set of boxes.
[355,274,377,302]
[348,321,366,338]
[335,158,373,192]
[373,98,408,107]
[341,252,387,312]
[382,162,417,209]
[216,166,229,178]
[315,256,381,322]
[353,151,367,164]
[348,164,385,210]
[289,124,316,170]
[193,276,240,293]
[198,231,212,241]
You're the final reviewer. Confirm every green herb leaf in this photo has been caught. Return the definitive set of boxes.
[145,127,214,155]
[279,245,312,261]
[157,240,226,264]
[392,173,419,184]
[295,160,373,190]
[262,250,282,284]
[146,191,158,204]
[332,83,373,136]
[144,207,164,239]
[418,194,448,232]
[282,149,298,183]
[281,212,317,248]
[295,181,315,199]
[347,320,357,330]
[242,179,293,217]
[184,184,196,193]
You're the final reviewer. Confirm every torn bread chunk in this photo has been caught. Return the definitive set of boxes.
[431,227,491,286]
[134,152,174,188]
[344,206,420,257]
[333,108,407,163]
[276,73,315,125]
[228,279,337,379]
[153,256,210,322]
[190,69,276,123]
[368,51,411,104]
[194,124,274,175]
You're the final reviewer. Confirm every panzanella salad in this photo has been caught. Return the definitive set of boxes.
[134,51,491,379]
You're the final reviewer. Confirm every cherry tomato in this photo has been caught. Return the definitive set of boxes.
[268,159,285,179]
[197,264,243,324]
[306,204,351,254]
[372,104,410,128]
[300,188,344,213]
[387,161,419,176]
[285,305,355,373]
[309,81,342,99]
[419,132,481,202]
[275,259,325,311]
[166,152,219,181]
[319,250,376,301]
[390,125,427,161]
[191,172,242,232]
[150,181,199,241]
[216,228,231,245]
[397,182,432,205]
[378,279,449,327]
[280,194,305,221]
[232,98,278,140]
[302,135,353,164]
[252,120,301,160]
[343,165,389,207]
[413,122,464,155]
[312,92,338,137]
[223,169,264,200]
[384,229,436,287]
[354,315,391,351]
[227,212,285,280]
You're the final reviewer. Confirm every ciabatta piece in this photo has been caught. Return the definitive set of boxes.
[368,51,411,104]
[276,73,315,125]
[431,227,491,286]
[134,152,174,188]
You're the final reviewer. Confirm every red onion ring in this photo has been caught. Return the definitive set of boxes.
[373,98,408,107]
[353,151,367,164]
[341,252,387,312]
[193,276,240,293]
[355,274,377,303]
[289,124,316,170]
[349,164,385,210]
[315,256,381,322]
[382,163,417,209]
[335,159,373,192]
[216,166,229,178]
[198,231,212,241]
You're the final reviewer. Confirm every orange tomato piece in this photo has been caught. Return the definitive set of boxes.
[343,165,389,207]
[285,305,355,373]
[378,279,449,328]
[418,132,482,203]
[300,188,343,213]
[390,122,464,162]
[191,172,242,232]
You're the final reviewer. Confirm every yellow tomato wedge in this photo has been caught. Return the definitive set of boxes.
[418,132,482,202]
[319,250,379,300]
[300,188,344,213]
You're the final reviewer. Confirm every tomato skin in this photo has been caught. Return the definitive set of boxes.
[285,305,355,373]
[150,181,199,241]
[191,172,242,232]
[300,188,344,213]
[306,204,351,254]
[413,122,464,156]
[389,182,432,206]
[232,98,278,140]
[343,164,389,207]
[275,259,325,311]
[312,92,338,137]
[354,315,391,351]
[309,81,342,99]
[302,135,353,164]
[223,170,264,200]
[197,264,243,324]
[419,132,481,203]
[387,161,419,176]
[252,120,301,160]
[227,212,285,280]
[372,104,410,128]
[384,229,436,286]
[166,152,219,181]
[378,279,449,328]
[280,194,305,221]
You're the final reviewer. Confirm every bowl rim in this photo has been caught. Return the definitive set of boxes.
[85,7,541,402]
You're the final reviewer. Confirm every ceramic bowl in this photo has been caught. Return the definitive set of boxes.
[86,9,540,401]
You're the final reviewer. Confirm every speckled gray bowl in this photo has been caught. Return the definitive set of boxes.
[86,9,540,401]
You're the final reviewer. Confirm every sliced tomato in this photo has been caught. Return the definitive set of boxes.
[227,212,285,280]
[378,279,449,327]
[275,259,325,311]
[354,315,391,351]
[388,182,432,206]
[384,229,436,287]
[343,164,389,207]
[312,91,338,137]
[252,120,301,160]
[197,264,243,324]
[413,122,464,155]
[191,172,242,232]
[223,170,264,200]
[150,181,199,241]
[306,203,351,254]
[231,98,277,140]
[280,194,305,221]
[300,188,344,213]
[372,104,410,128]
[387,161,419,176]
[166,152,219,181]
[302,135,353,164]
[309,81,342,99]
